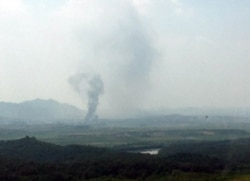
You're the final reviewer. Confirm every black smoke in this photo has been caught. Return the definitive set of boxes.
[72,0,157,117]
[69,73,104,123]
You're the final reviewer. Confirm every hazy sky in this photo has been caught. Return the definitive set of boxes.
[1,0,250,118]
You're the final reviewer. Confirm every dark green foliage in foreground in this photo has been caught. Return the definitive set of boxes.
[159,138,250,170]
[0,137,250,180]
[0,155,225,181]
[0,136,110,162]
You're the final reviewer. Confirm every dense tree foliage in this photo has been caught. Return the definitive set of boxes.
[0,137,250,180]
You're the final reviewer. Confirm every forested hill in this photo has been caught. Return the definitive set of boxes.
[1,136,250,165]
[159,138,250,167]
[1,137,250,180]
[0,136,111,162]
[0,137,223,180]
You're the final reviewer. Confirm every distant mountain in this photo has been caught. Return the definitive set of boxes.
[0,99,85,123]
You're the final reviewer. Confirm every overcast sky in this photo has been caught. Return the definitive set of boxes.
[0,0,250,118]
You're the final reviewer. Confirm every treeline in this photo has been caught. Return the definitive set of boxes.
[0,137,250,180]
[159,138,250,170]
[0,153,224,180]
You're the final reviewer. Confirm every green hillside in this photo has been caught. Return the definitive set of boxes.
[0,137,250,180]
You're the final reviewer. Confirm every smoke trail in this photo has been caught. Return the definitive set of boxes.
[69,73,104,123]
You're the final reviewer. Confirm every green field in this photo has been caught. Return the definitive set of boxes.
[0,124,250,148]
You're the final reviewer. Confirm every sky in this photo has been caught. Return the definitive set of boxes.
[0,0,250,118]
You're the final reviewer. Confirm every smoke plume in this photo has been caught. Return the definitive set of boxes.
[69,73,104,123]
[67,0,157,118]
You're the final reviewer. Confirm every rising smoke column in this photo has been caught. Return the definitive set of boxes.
[68,0,157,117]
[69,73,104,123]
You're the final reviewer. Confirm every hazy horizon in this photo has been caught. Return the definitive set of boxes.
[1,98,250,120]
[1,0,250,118]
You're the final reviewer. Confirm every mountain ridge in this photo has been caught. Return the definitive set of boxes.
[0,99,85,123]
